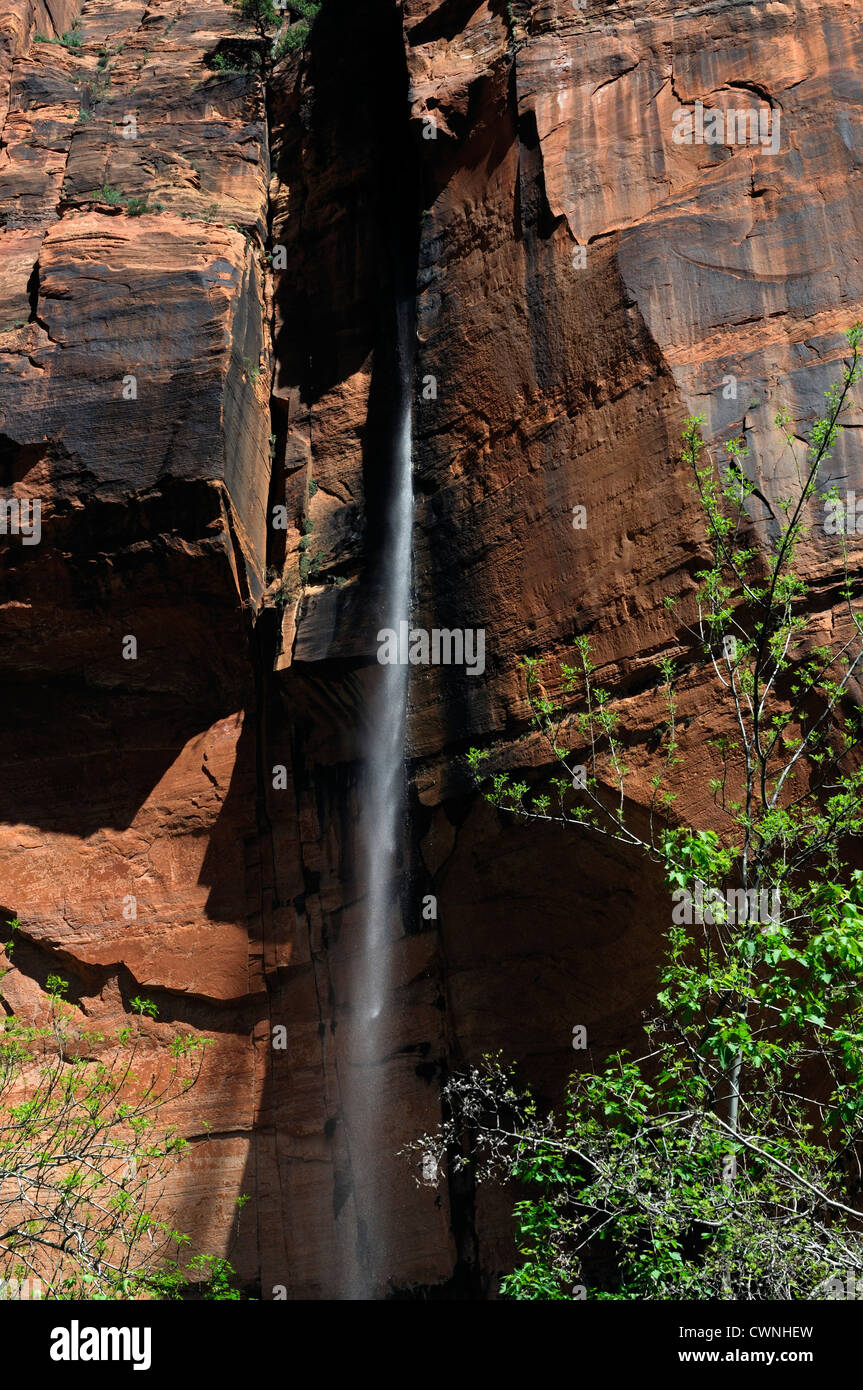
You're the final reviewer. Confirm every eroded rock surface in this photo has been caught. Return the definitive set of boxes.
[0,0,271,1279]
[1,0,861,1297]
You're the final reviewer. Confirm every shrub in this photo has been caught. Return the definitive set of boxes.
[273,581,294,611]
[212,51,247,74]
[222,0,321,77]
[90,184,122,205]
[0,921,247,1298]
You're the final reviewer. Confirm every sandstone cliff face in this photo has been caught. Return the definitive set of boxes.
[1,0,861,1297]
[0,0,272,1274]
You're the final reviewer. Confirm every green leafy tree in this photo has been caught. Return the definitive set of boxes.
[221,0,320,75]
[410,325,863,1299]
[0,929,243,1299]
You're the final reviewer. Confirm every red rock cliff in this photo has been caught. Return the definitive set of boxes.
[1,0,861,1297]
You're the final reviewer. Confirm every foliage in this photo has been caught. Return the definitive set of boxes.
[90,185,122,206]
[211,52,248,74]
[412,325,863,1299]
[412,1053,863,1300]
[0,930,243,1299]
[79,74,110,104]
[221,0,321,76]
[266,566,294,611]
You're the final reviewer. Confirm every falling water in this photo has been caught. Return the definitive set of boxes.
[355,300,414,1023]
[341,296,414,1297]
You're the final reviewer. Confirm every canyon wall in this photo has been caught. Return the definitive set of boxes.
[0,0,861,1296]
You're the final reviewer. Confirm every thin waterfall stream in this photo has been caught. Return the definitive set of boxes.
[342,295,415,1298]
[355,297,414,1025]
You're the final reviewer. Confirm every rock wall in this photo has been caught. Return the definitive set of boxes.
[0,0,272,1278]
[1,0,861,1297]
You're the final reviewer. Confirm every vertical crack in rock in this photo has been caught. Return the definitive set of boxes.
[249,0,469,1299]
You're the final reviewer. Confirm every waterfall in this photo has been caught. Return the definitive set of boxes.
[341,296,414,1298]
[355,299,414,1023]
